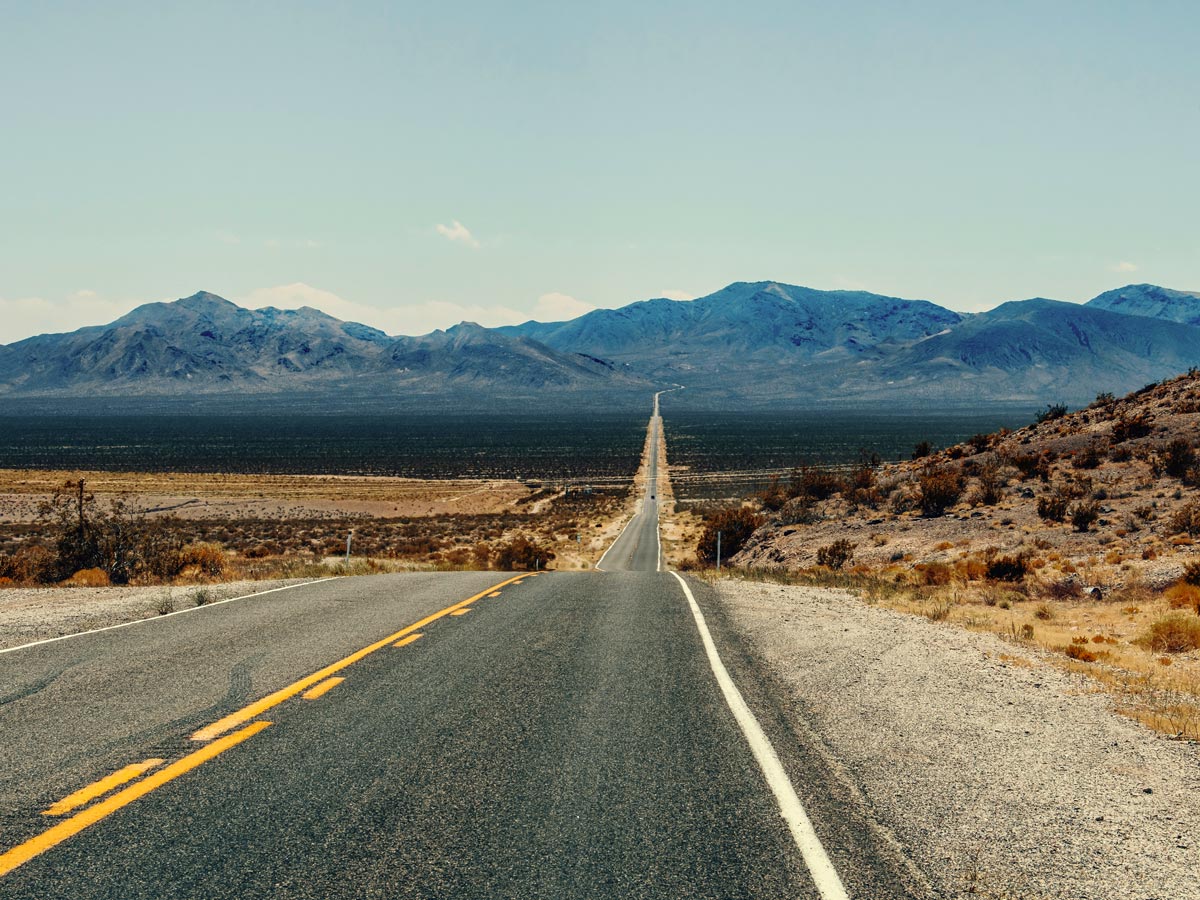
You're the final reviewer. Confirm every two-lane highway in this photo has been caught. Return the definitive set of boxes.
[596,399,663,573]
[0,398,925,898]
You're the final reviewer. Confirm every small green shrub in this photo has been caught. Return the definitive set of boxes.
[153,591,175,616]
[986,555,1027,582]
[1036,491,1068,523]
[788,467,845,501]
[492,535,555,571]
[1070,501,1101,533]
[1072,443,1106,470]
[816,539,855,570]
[918,467,964,517]
[1035,403,1068,424]
[1112,414,1152,443]
[1183,560,1200,587]
[1162,438,1197,479]
[696,507,764,565]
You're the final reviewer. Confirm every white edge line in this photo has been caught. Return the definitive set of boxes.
[668,570,851,900]
[0,577,337,656]
[595,509,640,572]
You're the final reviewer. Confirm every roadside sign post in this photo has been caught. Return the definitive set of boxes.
[346,530,353,566]
[716,531,721,571]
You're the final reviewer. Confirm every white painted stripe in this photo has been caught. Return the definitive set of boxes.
[595,509,640,572]
[669,570,851,900]
[0,578,336,656]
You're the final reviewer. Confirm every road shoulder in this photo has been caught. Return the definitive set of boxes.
[708,578,1200,900]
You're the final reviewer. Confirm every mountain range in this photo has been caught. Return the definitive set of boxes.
[1,282,1198,409]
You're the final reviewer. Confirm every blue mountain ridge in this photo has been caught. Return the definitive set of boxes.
[1,282,1198,407]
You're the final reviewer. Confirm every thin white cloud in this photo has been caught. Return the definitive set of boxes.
[240,283,523,336]
[660,288,695,301]
[435,220,480,249]
[0,291,135,343]
[243,283,347,312]
[532,292,596,322]
[1110,261,1138,273]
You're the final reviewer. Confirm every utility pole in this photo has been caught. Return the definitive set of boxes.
[716,531,722,572]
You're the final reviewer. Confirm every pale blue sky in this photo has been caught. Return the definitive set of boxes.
[2,0,1197,340]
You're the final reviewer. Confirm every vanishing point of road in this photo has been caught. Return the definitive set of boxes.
[0,395,923,899]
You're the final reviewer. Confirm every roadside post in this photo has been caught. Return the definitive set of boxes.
[346,530,353,566]
[716,531,722,571]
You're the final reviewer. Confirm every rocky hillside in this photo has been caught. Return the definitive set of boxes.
[1087,283,1200,326]
[728,369,1200,742]
[735,370,1200,591]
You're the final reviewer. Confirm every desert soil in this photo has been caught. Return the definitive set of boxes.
[716,578,1199,900]
[0,578,314,651]
[0,469,532,523]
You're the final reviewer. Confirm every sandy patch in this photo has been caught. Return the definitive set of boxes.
[717,579,1200,900]
[0,579,314,651]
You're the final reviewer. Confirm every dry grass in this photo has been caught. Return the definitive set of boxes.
[0,468,534,524]
[1141,615,1200,653]
[719,563,1200,740]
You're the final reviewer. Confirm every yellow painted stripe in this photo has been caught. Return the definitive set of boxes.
[0,722,270,880]
[392,633,423,648]
[43,759,164,817]
[190,574,527,743]
[487,591,502,598]
[301,677,344,700]
[450,608,471,616]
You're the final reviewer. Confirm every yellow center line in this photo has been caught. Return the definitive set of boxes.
[392,633,423,648]
[487,591,502,598]
[43,759,165,817]
[190,573,528,743]
[301,676,344,700]
[0,722,270,880]
[450,608,471,616]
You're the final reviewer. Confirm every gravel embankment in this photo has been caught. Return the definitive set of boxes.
[0,579,315,650]
[717,580,1200,900]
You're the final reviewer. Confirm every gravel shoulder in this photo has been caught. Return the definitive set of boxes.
[716,579,1200,900]
[0,579,315,650]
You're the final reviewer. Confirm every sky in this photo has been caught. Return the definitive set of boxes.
[2,0,1198,342]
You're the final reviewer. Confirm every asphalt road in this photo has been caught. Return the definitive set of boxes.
[0,403,925,898]
[596,404,662,573]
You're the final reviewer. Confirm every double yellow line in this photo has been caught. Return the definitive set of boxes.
[0,572,535,879]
